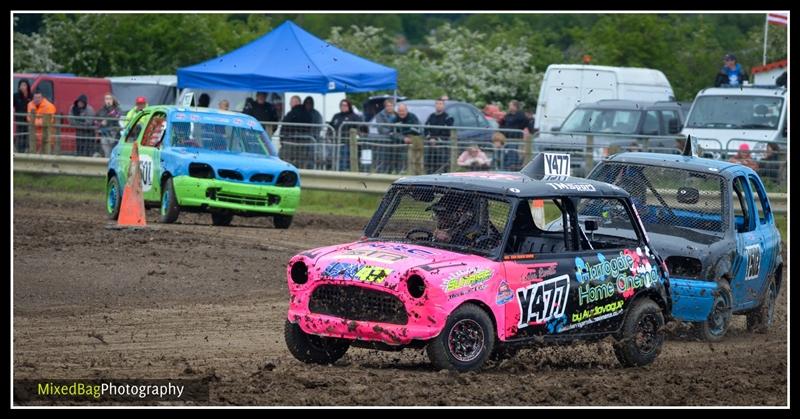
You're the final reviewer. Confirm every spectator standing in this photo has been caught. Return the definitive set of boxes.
[280,95,312,168]
[197,93,211,108]
[501,100,528,140]
[491,132,521,171]
[217,99,230,111]
[374,99,398,172]
[126,96,148,125]
[14,79,32,152]
[714,54,748,87]
[760,142,784,184]
[26,90,57,154]
[423,97,455,174]
[70,94,96,156]
[96,93,122,157]
[242,91,279,125]
[728,143,759,171]
[391,103,421,174]
[330,99,364,171]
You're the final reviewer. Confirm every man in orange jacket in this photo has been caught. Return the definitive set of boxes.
[26,90,57,154]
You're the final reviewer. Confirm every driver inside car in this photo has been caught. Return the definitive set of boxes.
[428,194,494,248]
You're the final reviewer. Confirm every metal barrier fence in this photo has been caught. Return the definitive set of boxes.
[13,113,787,187]
[333,121,529,175]
[12,153,787,214]
[13,113,123,157]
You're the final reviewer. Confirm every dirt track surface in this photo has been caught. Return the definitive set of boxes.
[13,192,788,406]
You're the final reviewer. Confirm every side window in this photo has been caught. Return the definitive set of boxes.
[141,113,167,148]
[662,110,681,134]
[748,176,769,224]
[125,113,149,143]
[506,198,572,255]
[575,197,642,250]
[449,106,466,126]
[37,80,54,103]
[732,176,755,233]
[641,111,660,135]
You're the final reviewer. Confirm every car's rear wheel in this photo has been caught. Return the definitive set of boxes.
[274,214,293,229]
[284,320,350,365]
[211,212,234,226]
[747,276,777,334]
[159,177,180,224]
[106,175,122,220]
[693,280,732,342]
[426,304,494,372]
[614,298,665,367]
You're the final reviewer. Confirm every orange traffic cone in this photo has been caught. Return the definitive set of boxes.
[117,142,147,227]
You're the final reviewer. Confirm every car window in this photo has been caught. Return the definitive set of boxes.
[561,109,642,134]
[36,80,54,103]
[661,110,681,134]
[449,106,466,126]
[686,95,784,129]
[141,113,167,148]
[732,176,755,233]
[641,111,660,135]
[576,197,642,250]
[748,176,769,224]
[125,113,149,143]
[506,198,572,255]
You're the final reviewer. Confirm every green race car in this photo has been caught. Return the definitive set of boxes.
[106,106,300,228]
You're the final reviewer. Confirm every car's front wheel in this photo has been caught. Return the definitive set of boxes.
[274,214,293,229]
[284,320,350,365]
[614,298,665,367]
[211,212,233,226]
[426,304,495,372]
[747,276,778,334]
[106,175,122,220]
[159,177,180,224]
[694,280,732,342]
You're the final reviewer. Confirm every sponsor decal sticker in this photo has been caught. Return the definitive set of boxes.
[496,281,513,305]
[444,269,493,293]
[516,274,570,329]
[332,249,407,264]
[321,262,393,284]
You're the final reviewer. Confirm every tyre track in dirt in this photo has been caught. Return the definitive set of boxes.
[13,193,787,406]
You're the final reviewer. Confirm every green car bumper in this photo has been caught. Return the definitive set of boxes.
[172,176,300,216]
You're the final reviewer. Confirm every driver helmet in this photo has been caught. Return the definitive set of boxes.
[429,194,475,229]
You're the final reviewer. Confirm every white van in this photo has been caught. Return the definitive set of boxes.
[534,64,675,133]
[681,85,787,156]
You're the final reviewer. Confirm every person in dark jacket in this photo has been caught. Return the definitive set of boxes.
[775,70,787,88]
[714,53,748,87]
[500,100,528,139]
[95,93,122,157]
[197,93,211,108]
[242,91,279,125]
[330,99,365,171]
[13,79,32,152]
[279,95,311,168]
[423,97,455,174]
[70,94,96,156]
[388,103,421,173]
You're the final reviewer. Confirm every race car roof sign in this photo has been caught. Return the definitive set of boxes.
[521,153,571,179]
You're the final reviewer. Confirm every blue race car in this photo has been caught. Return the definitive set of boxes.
[106,106,300,228]
[588,139,783,341]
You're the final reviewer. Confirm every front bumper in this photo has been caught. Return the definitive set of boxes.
[172,176,300,215]
[670,277,716,322]
[287,282,446,346]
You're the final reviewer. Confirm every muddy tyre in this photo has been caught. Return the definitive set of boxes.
[159,177,180,224]
[693,280,732,342]
[427,304,495,372]
[211,212,234,226]
[614,298,665,367]
[106,175,122,220]
[747,277,777,334]
[284,320,350,365]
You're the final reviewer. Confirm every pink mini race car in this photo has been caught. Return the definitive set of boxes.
[285,154,671,371]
